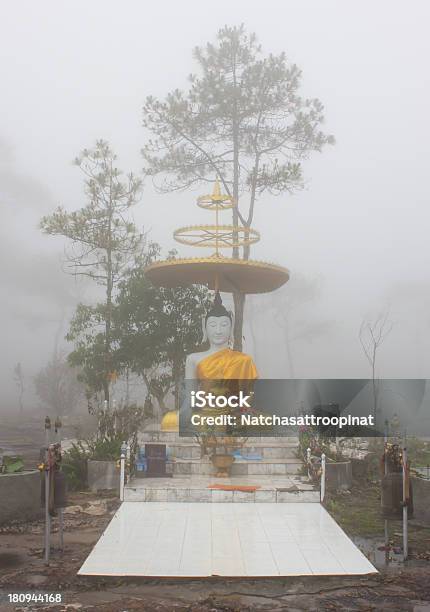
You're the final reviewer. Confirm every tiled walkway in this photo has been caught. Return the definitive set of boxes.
[79,502,377,577]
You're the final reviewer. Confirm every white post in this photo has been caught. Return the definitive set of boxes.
[120,441,127,502]
[126,442,131,486]
[306,447,311,478]
[320,453,326,503]
[402,434,408,561]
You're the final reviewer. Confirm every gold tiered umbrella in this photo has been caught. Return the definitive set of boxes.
[153,180,288,433]
[145,180,289,294]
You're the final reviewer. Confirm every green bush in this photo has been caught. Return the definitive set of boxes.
[86,435,124,461]
[62,403,146,491]
[62,441,88,491]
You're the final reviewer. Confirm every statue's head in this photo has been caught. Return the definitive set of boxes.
[204,292,233,346]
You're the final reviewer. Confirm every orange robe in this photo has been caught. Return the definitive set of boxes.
[197,348,258,381]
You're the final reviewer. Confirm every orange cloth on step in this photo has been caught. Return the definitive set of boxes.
[207,484,260,492]
[197,348,258,381]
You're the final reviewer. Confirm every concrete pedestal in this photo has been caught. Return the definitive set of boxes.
[411,476,430,523]
[0,470,42,524]
[325,461,353,491]
[88,460,120,492]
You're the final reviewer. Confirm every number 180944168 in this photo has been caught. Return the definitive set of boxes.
[5,593,62,604]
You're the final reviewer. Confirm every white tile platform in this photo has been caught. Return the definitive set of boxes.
[124,475,319,503]
[78,502,377,577]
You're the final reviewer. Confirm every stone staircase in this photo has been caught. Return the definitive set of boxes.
[124,432,318,503]
[139,433,302,471]
[172,457,301,476]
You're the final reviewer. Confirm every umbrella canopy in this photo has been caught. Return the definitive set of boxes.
[145,256,290,294]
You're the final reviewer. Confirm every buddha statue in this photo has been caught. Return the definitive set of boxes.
[162,292,258,433]
[180,292,258,437]
[185,292,258,382]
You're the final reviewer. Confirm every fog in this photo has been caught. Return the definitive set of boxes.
[1,0,429,411]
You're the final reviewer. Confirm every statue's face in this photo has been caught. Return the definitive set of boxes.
[205,315,231,346]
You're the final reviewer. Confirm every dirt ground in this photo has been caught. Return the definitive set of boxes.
[1,489,430,612]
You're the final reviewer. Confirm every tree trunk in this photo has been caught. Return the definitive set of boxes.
[247,302,260,365]
[372,346,377,419]
[173,360,180,410]
[231,54,246,351]
[233,292,245,351]
[125,368,130,406]
[18,387,24,413]
[155,393,167,420]
[104,172,113,405]
[103,291,111,404]
[285,331,295,379]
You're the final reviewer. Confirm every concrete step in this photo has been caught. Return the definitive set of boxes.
[168,443,298,460]
[124,475,319,503]
[171,458,302,476]
[140,432,299,445]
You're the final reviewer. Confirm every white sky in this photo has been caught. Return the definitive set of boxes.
[1,0,429,408]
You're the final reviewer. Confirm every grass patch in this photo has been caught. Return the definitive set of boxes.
[325,482,385,537]
[325,480,430,556]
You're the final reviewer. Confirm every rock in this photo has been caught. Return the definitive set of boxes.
[63,505,83,515]
[82,502,107,516]
[27,574,48,586]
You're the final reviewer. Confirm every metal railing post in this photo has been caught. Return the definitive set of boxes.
[402,433,408,560]
[120,441,127,502]
[44,456,51,564]
[306,447,311,478]
[55,417,64,552]
[44,418,51,565]
[320,453,326,503]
